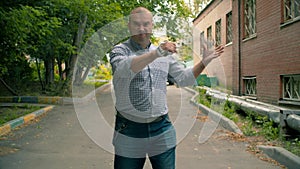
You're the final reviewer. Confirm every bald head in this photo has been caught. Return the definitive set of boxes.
[129,7,153,23]
[128,7,154,48]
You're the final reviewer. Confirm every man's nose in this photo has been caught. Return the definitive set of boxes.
[137,25,145,31]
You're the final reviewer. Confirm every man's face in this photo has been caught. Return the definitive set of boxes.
[128,12,153,43]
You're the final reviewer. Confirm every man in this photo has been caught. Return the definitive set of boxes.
[110,7,224,169]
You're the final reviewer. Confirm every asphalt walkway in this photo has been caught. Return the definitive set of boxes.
[0,85,283,169]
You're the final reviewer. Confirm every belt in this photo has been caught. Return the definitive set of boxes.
[116,111,166,123]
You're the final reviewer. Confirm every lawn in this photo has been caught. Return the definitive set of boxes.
[0,104,41,125]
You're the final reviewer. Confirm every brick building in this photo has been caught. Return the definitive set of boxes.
[193,0,300,106]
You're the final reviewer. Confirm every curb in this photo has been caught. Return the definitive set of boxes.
[0,105,54,136]
[0,96,63,104]
[184,87,243,134]
[0,82,111,105]
[258,145,300,169]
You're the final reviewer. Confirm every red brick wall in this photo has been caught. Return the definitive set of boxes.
[240,0,300,104]
[232,0,240,95]
[194,0,300,105]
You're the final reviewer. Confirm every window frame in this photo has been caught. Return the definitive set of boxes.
[226,11,233,44]
[215,19,222,46]
[282,74,300,102]
[243,76,257,97]
[200,31,205,55]
[243,0,257,39]
[283,0,300,21]
[207,26,213,48]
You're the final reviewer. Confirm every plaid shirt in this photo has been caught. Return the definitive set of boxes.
[110,39,196,118]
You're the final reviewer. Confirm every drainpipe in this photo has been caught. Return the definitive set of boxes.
[280,110,300,135]
[287,114,300,133]
[238,0,242,96]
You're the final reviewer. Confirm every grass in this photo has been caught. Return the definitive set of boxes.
[0,104,41,125]
[72,81,107,97]
[196,87,300,157]
[0,80,108,97]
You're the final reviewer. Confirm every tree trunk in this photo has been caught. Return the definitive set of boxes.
[44,53,55,86]
[64,14,88,95]
[74,64,91,85]
[35,58,45,91]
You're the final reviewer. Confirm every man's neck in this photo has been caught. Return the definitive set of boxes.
[131,37,151,49]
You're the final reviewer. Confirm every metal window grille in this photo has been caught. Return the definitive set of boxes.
[243,77,257,96]
[284,0,300,22]
[226,12,233,44]
[244,0,256,38]
[207,26,213,48]
[200,31,205,55]
[283,75,300,101]
[215,19,221,46]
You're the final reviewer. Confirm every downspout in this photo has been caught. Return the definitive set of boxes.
[238,0,242,96]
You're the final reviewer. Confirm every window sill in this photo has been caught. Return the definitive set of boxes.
[278,100,300,107]
[242,95,257,100]
[225,42,233,47]
[242,33,257,42]
[280,16,300,29]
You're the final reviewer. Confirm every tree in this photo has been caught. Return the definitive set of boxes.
[0,4,61,94]
[0,0,194,96]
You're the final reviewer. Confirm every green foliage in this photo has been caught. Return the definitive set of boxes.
[241,116,257,136]
[259,117,279,140]
[222,100,239,123]
[197,88,211,108]
[93,64,112,80]
[284,138,300,156]
[197,89,280,140]
[0,0,193,95]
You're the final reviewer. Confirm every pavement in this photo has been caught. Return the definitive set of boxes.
[0,84,286,169]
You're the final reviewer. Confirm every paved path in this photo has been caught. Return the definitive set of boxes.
[0,85,283,169]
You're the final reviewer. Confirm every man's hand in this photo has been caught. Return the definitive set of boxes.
[160,41,177,53]
[202,45,224,66]
[201,40,224,66]
[156,41,177,57]
[192,40,224,78]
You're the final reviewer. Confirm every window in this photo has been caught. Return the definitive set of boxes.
[244,0,256,38]
[200,31,205,55]
[243,76,257,96]
[282,74,300,101]
[283,0,300,22]
[226,11,233,44]
[215,19,221,46]
[207,26,213,48]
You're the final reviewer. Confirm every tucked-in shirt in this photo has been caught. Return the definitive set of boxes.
[110,38,196,119]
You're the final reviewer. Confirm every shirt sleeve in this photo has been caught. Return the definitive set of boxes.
[168,56,197,87]
[109,44,136,79]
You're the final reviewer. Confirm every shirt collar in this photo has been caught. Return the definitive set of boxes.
[129,38,151,51]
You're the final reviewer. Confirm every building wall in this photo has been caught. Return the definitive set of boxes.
[193,0,233,89]
[231,0,240,95]
[194,0,300,105]
[238,0,300,104]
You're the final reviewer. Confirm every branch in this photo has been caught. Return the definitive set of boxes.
[0,77,18,96]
